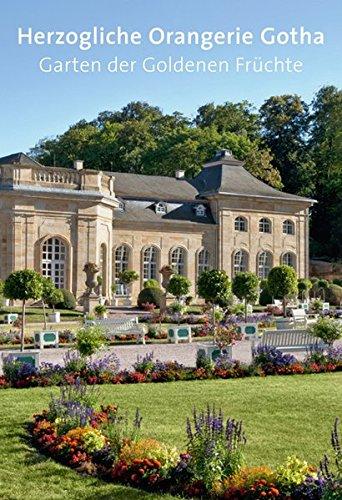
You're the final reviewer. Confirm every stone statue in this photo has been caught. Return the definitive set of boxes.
[159,265,174,314]
[83,262,100,296]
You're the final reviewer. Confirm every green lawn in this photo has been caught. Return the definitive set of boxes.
[0,307,83,324]
[0,373,341,500]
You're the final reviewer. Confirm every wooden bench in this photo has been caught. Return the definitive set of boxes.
[291,308,308,328]
[87,316,146,344]
[254,329,327,353]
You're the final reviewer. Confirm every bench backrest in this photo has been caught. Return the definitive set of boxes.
[291,308,307,319]
[260,329,324,348]
[94,316,140,333]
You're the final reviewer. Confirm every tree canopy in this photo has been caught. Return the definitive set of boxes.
[30,86,342,261]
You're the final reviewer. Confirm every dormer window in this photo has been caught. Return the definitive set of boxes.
[155,202,167,215]
[195,204,206,217]
[118,200,125,212]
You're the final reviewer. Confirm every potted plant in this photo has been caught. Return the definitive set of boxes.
[196,270,232,357]
[118,270,139,306]
[308,317,342,347]
[94,304,107,319]
[232,271,259,324]
[47,287,64,323]
[267,265,298,329]
[3,269,43,366]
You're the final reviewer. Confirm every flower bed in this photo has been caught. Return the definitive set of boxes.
[1,346,342,389]
[29,382,342,498]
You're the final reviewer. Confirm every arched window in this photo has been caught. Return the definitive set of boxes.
[283,219,295,235]
[235,216,247,232]
[233,250,248,275]
[143,246,158,281]
[42,237,66,288]
[282,252,296,269]
[259,218,272,233]
[171,247,186,275]
[114,245,130,296]
[257,251,273,279]
[197,249,210,276]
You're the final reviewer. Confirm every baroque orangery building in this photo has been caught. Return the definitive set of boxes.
[0,149,314,303]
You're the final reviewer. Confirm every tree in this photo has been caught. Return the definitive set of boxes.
[317,279,329,301]
[3,270,43,351]
[267,266,298,317]
[118,270,139,296]
[48,288,64,312]
[260,94,315,196]
[232,272,259,321]
[197,270,231,306]
[309,317,342,346]
[167,274,191,301]
[297,279,312,301]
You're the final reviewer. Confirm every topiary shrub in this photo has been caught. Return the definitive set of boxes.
[143,279,160,289]
[326,284,342,306]
[259,287,273,306]
[137,287,163,308]
[332,278,342,287]
[56,289,76,310]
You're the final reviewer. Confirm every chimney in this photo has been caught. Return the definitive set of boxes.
[175,170,185,179]
[73,159,84,170]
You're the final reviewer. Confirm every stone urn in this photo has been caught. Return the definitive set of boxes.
[159,265,174,314]
[83,262,100,296]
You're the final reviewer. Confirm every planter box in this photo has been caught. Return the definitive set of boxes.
[167,325,192,344]
[4,313,19,324]
[236,322,258,337]
[49,312,60,323]
[2,350,40,368]
[34,331,59,349]
[1,298,10,307]
[322,302,330,312]
[196,342,232,362]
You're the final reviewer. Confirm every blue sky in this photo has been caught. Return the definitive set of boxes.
[0,0,341,156]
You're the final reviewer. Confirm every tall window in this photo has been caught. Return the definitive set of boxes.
[257,251,272,279]
[114,245,129,296]
[233,250,248,275]
[42,237,66,288]
[282,252,296,269]
[171,247,186,275]
[283,220,295,235]
[143,246,158,281]
[235,216,247,232]
[197,249,210,276]
[259,218,272,233]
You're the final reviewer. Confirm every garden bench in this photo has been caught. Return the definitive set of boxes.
[254,329,327,353]
[291,308,308,328]
[89,316,146,344]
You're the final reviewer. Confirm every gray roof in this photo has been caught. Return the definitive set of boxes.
[0,152,42,167]
[115,199,215,225]
[111,171,199,201]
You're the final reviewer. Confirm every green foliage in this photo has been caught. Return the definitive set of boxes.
[47,288,64,310]
[267,266,298,300]
[3,269,43,301]
[297,279,313,299]
[56,289,76,310]
[75,325,106,357]
[259,287,273,306]
[232,272,259,319]
[94,304,107,317]
[327,284,342,305]
[137,287,163,308]
[118,270,139,285]
[332,278,342,287]
[0,280,4,297]
[197,269,231,306]
[276,455,314,490]
[143,279,160,289]
[309,317,342,346]
[167,274,191,299]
